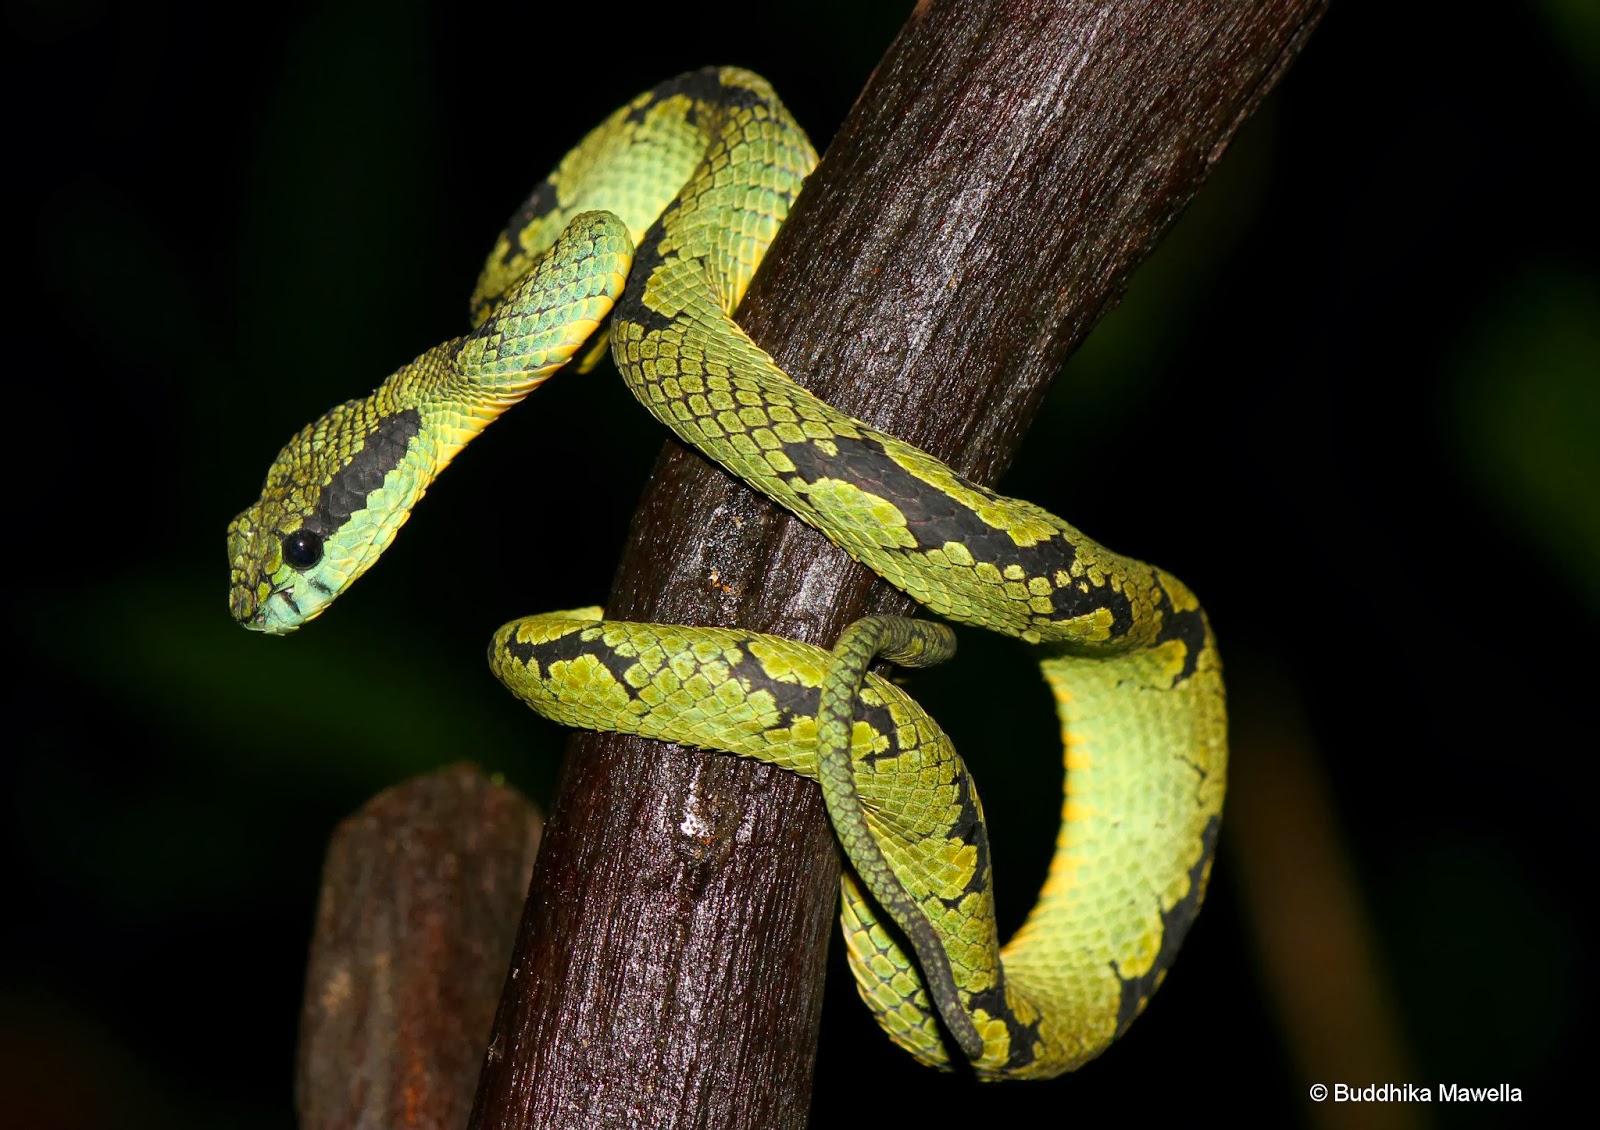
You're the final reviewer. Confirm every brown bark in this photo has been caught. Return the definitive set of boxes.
[298,765,542,1130]
[470,1,1326,1126]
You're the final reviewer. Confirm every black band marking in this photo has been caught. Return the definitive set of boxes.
[1113,812,1220,1034]
[780,433,1143,637]
[495,177,561,270]
[304,408,421,538]
[1153,590,1209,685]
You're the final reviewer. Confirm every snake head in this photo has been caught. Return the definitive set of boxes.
[228,394,430,634]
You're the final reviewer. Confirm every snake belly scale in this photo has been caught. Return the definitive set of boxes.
[227,67,1227,1080]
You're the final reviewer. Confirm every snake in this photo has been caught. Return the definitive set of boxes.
[227,67,1227,1080]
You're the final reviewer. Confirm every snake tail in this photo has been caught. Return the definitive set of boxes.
[812,617,984,1061]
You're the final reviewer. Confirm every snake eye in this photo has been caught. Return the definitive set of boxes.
[282,529,323,569]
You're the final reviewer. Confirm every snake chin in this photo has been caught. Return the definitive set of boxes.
[233,580,333,635]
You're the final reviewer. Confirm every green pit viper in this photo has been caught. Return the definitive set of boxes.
[227,67,1226,1079]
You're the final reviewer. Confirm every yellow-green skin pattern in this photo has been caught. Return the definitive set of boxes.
[229,67,1227,1080]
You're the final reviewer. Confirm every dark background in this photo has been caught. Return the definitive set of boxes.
[6,1,1595,1126]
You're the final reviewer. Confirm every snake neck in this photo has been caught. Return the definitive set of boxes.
[228,209,632,633]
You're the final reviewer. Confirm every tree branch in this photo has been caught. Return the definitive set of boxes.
[298,766,542,1130]
[468,1,1326,1126]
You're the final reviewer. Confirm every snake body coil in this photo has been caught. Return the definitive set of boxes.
[228,68,1227,1079]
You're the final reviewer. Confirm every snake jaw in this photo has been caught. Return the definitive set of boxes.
[243,576,306,635]
[231,567,331,634]
[255,586,314,635]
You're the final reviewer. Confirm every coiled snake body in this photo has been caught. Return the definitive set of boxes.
[227,68,1226,1079]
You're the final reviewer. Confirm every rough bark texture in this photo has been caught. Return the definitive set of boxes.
[469,1,1326,1126]
[298,765,542,1130]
